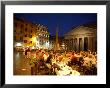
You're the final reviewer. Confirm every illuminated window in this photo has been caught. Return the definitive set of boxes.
[29,35,32,38]
[47,35,49,37]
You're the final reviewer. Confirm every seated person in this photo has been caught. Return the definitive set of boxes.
[46,54,52,63]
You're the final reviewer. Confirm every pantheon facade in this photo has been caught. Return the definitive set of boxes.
[64,23,97,52]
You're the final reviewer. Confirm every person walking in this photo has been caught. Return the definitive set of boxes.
[25,49,28,58]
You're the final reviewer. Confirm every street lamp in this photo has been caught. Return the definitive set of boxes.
[31,37,36,48]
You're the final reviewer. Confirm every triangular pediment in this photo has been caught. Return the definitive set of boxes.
[65,26,96,36]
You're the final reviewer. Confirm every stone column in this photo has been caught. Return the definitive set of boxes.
[73,38,75,51]
[67,40,69,51]
[87,37,89,51]
[88,37,92,51]
[77,38,79,52]
[87,37,90,50]
[69,39,71,50]
[75,38,77,51]
[93,37,95,52]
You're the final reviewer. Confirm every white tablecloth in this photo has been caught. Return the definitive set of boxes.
[55,63,80,76]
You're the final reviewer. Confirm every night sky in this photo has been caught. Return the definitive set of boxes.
[14,13,97,37]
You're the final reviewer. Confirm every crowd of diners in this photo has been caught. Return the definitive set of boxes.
[26,49,97,75]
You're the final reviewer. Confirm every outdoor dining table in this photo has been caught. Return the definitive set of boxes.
[51,60,80,76]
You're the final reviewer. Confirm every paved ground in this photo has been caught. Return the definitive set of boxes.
[13,51,50,75]
[13,51,97,75]
[14,51,32,75]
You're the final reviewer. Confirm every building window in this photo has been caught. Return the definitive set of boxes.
[24,40,27,43]
[30,41,32,43]
[21,24,23,29]
[25,35,27,37]
[29,35,32,38]
[20,30,22,33]
[44,28,45,31]
[38,27,39,30]
[31,30,32,33]
[25,28,27,31]
[20,37,23,41]
[47,35,49,37]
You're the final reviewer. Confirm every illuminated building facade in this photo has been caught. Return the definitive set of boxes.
[14,17,49,49]
[64,23,97,52]
[36,24,49,49]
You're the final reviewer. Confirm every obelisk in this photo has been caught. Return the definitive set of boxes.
[54,25,60,52]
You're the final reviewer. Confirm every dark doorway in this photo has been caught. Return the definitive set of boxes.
[91,37,94,52]
[79,38,82,51]
[74,38,77,51]
[84,37,88,51]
